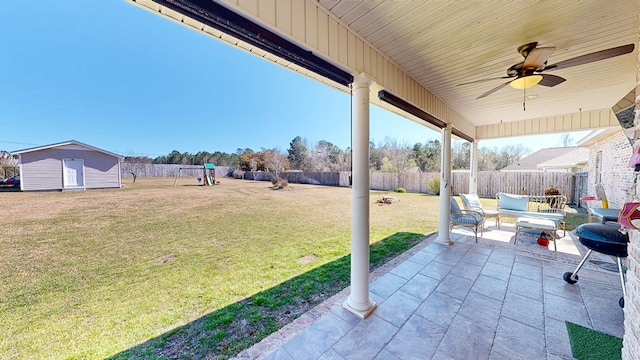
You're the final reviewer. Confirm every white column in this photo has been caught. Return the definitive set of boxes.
[343,73,377,318]
[436,124,453,245]
[469,140,478,194]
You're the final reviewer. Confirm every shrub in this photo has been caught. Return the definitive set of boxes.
[427,177,440,195]
[272,176,289,190]
[394,187,406,193]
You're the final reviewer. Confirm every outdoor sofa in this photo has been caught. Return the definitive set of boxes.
[496,192,567,234]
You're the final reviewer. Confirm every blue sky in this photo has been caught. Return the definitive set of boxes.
[0,1,586,159]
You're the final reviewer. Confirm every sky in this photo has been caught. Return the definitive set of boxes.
[0,1,589,159]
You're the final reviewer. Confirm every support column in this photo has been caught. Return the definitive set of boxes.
[343,73,377,318]
[469,140,479,194]
[436,125,453,245]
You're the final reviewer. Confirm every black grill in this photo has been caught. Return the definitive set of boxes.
[575,223,628,257]
[563,223,628,308]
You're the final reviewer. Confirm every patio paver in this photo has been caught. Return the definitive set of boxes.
[235,224,625,360]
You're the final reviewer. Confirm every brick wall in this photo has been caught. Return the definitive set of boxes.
[589,130,639,359]
[587,131,635,208]
[621,24,639,359]
[624,229,640,359]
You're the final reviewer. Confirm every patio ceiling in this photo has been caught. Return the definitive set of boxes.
[129,0,638,140]
[317,0,637,125]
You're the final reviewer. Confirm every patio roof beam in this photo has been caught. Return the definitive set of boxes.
[147,0,354,87]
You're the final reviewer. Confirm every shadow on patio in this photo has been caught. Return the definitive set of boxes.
[246,223,625,360]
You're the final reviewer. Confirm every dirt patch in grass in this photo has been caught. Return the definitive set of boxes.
[152,254,176,264]
[296,254,318,264]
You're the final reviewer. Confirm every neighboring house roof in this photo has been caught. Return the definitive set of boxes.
[536,147,589,171]
[502,147,580,171]
[11,140,123,159]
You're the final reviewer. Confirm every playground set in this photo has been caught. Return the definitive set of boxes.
[173,163,216,186]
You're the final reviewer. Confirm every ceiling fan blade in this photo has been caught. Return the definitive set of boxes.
[538,74,566,87]
[457,76,510,86]
[523,47,555,69]
[477,81,510,99]
[545,44,635,71]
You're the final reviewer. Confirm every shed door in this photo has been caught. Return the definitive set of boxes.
[63,159,84,188]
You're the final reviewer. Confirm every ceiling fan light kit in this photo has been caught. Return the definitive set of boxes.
[458,42,635,100]
[510,75,543,89]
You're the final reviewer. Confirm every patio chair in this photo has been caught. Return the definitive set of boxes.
[460,193,500,228]
[583,184,618,223]
[450,197,484,242]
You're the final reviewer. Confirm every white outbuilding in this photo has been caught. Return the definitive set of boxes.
[11,140,123,191]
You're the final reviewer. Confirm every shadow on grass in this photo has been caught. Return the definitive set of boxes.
[108,232,425,359]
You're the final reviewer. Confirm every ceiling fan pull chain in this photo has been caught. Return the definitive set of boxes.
[523,87,526,111]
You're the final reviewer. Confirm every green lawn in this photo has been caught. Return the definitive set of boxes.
[1,178,439,359]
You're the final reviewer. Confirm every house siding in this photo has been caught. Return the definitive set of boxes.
[20,148,120,191]
[20,151,63,191]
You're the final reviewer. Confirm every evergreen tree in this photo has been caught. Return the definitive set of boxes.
[287,136,308,170]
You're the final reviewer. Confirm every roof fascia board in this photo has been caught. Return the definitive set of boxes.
[144,0,353,87]
[12,140,124,159]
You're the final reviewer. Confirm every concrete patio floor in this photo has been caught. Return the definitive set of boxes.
[234,223,625,360]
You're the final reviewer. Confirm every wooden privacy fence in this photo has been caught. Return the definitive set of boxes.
[368,172,439,194]
[461,171,575,203]
[121,165,577,203]
[121,164,232,178]
[243,170,341,186]
[365,170,575,203]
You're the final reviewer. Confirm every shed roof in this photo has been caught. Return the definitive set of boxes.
[11,140,123,159]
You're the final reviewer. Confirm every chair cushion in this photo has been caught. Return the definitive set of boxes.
[588,207,620,222]
[460,193,482,209]
[498,193,528,211]
[452,214,483,225]
[450,198,462,213]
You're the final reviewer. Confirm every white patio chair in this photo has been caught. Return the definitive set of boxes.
[460,193,500,228]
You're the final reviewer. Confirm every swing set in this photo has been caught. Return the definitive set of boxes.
[173,163,216,186]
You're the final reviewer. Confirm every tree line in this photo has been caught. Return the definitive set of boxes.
[122,136,530,176]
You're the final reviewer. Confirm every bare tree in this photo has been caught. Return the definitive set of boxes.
[122,152,151,183]
[451,141,471,170]
[494,144,529,170]
[477,146,498,170]
[335,146,352,171]
[560,133,573,147]
[380,137,415,189]
[263,148,290,175]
